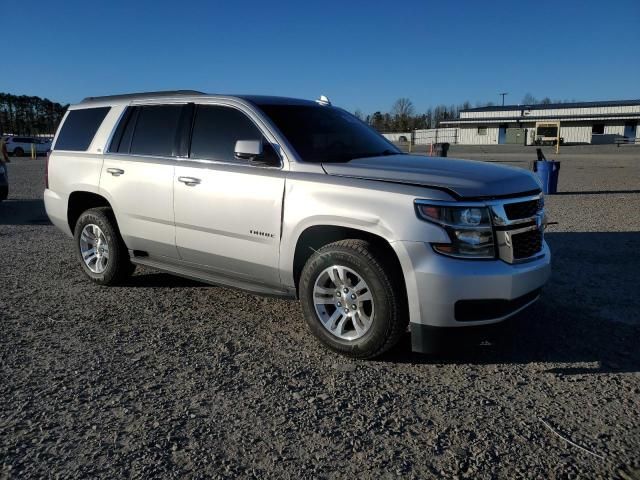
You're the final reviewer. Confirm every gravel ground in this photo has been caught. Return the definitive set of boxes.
[1,147,639,479]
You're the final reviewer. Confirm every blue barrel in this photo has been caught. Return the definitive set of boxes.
[535,160,561,194]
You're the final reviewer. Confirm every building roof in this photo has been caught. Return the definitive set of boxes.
[461,99,640,113]
[442,112,640,125]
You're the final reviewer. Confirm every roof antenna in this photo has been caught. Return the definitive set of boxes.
[316,95,331,106]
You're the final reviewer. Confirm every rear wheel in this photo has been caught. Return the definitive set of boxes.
[13,147,24,157]
[0,185,7,201]
[74,207,135,285]
[299,239,407,359]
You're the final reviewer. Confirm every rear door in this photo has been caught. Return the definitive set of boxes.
[173,104,285,285]
[100,104,186,259]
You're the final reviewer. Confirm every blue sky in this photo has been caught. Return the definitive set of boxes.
[3,0,639,113]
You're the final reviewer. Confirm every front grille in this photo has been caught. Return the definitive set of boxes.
[511,229,543,259]
[504,199,542,220]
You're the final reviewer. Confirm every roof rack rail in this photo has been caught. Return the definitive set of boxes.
[80,90,206,103]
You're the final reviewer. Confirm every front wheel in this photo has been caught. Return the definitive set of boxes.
[299,239,407,359]
[74,207,135,285]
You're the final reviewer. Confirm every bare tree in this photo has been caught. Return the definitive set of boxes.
[522,93,538,105]
[353,109,364,120]
[391,98,415,118]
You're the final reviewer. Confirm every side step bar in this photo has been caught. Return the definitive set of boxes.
[130,255,295,299]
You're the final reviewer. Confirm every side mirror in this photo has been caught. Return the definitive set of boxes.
[234,140,262,161]
[234,139,280,167]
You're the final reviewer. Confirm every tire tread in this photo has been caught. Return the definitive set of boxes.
[300,239,408,359]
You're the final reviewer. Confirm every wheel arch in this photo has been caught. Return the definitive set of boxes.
[291,225,407,303]
[67,191,113,232]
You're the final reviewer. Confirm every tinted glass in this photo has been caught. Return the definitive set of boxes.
[130,105,183,156]
[54,107,110,151]
[190,106,263,162]
[257,104,399,163]
[109,107,139,153]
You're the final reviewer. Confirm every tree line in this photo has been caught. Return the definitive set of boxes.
[0,90,577,136]
[0,93,68,136]
[357,94,577,132]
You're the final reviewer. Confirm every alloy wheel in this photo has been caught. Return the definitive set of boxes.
[312,265,375,341]
[79,224,110,274]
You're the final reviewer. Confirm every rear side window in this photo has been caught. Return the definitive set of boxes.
[190,105,263,162]
[54,107,110,151]
[109,107,139,153]
[129,105,183,157]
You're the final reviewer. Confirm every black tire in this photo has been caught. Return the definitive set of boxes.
[0,185,7,201]
[299,239,407,359]
[73,207,135,285]
[13,147,24,157]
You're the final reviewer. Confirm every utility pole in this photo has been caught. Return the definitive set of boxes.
[499,92,508,106]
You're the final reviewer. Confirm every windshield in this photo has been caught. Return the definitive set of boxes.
[257,104,401,163]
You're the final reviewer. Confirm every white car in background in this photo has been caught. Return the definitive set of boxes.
[4,136,52,156]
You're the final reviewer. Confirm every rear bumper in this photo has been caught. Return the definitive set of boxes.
[391,240,551,352]
[44,188,72,236]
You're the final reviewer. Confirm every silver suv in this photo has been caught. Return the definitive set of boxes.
[44,91,550,358]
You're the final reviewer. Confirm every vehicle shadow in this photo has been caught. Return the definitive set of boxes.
[380,231,640,374]
[0,199,50,226]
[124,272,210,289]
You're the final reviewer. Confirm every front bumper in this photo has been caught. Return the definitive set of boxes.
[391,240,551,352]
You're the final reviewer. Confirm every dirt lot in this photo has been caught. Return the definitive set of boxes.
[1,146,639,479]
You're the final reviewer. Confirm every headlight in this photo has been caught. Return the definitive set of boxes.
[415,203,495,258]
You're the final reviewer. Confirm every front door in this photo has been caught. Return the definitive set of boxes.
[173,104,285,286]
[498,124,508,144]
[624,121,637,140]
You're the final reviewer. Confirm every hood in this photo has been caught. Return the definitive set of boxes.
[321,154,541,199]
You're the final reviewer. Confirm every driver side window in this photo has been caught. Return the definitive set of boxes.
[190,105,266,163]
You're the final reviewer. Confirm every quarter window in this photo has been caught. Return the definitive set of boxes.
[109,107,139,153]
[190,105,263,162]
[54,107,110,151]
[129,105,183,157]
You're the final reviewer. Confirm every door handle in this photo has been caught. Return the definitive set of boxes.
[178,176,201,186]
[107,168,125,176]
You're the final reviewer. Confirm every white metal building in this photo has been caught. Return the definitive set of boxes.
[441,99,640,145]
